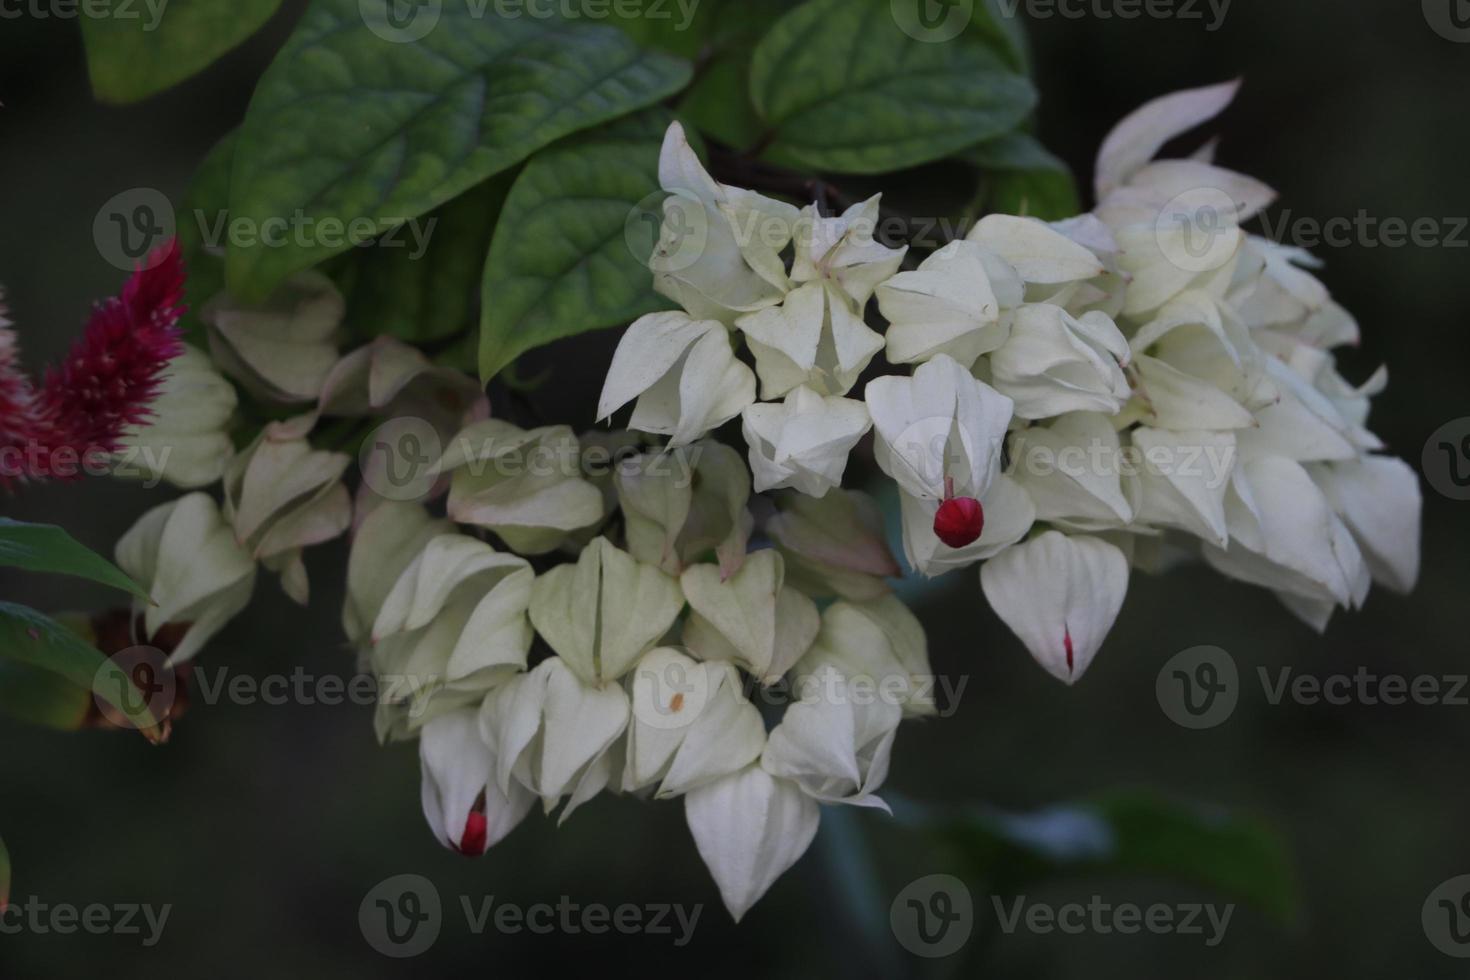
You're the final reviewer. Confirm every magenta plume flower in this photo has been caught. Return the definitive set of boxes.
[1,240,186,485]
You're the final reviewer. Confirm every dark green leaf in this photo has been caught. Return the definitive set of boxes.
[225,0,691,301]
[986,168,1080,221]
[0,659,92,732]
[478,110,676,381]
[967,131,1080,220]
[341,175,512,344]
[0,603,164,742]
[748,0,1036,174]
[679,0,792,151]
[80,0,285,104]
[903,790,1296,923]
[584,0,722,57]
[0,519,148,600]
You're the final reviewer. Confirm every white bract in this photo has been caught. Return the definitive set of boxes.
[741,385,870,497]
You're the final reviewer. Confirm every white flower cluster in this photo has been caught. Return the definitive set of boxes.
[600,81,1421,692]
[112,82,1421,924]
[114,276,488,661]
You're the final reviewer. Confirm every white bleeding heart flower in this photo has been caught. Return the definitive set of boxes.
[440,419,605,555]
[598,311,756,447]
[616,441,752,577]
[741,385,871,498]
[966,214,1105,289]
[342,500,451,650]
[866,354,1013,502]
[876,240,1016,368]
[528,536,685,687]
[1202,457,1368,623]
[1009,413,1135,532]
[623,648,765,799]
[1127,427,1237,547]
[736,280,884,399]
[651,122,800,323]
[370,534,534,733]
[680,549,820,686]
[684,764,819,923]
[764,488,900,601]
[794,596,935,718]
[897,473,1036,578]
[761,664,902,810]
[481,656,630,822]
[1311,456,1421,594]
[419,708,535,857]
[115,492,257,666]
[789,196,907,308]
[989,304,1132,420]
[110,344,237,490]
[980,530,1130,685]
[204,270,344,404]
[221,420,352,603]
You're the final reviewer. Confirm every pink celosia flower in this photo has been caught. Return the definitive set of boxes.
[1,240,185,485]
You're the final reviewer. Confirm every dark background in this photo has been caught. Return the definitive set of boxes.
[2,1,1468,976]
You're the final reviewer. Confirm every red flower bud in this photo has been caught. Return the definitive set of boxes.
[933,496,985,549]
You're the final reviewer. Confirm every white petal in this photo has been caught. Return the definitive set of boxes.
[685,766,819,922]
[1095,80,1241,198]
[980,531,1129,684]
[1313,456,1421,593]
[967,215,1104,285]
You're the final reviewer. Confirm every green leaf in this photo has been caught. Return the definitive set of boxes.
[906,790,1297,923]
[478,110,676,382]
[0,603,165,742]
[225,0,692,301]
[80,0,285,104]
[0,519,148,601]
[679,0,793,150]
[968,132,1080,221]
[340,174,513,345]
[0,659,92,732]
[583,0,723,57]
[748,0,1036,174]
